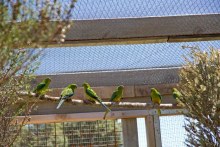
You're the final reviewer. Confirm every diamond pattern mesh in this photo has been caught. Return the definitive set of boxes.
[14,120,123,147]
[70,0,220,19]
[36,41,220,75]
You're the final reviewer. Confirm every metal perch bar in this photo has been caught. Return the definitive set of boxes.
[18,92,183,109]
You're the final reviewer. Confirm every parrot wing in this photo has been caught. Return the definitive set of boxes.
[86,88,98,99]
[157,92,162,100]
[61,88,74,99]
[33,83,46,92]
[86,88,111,112]
[159,94,162,100]
[173,91,182,99]
[110,91,118,102]
[57,88,74,109]
[151,91,162,105]
[173,92,178,99]
[172,91,184,106]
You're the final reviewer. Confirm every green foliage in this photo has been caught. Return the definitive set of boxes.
[0,0,76,146]
[0,50,38,146]
[179,47,220,146]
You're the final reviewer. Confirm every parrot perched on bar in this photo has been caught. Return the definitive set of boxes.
[110,85,124,103]
[33,78,51,96]
[103,85,124,119]
[83,82,111,112]
[172,88,184,106]
[150,88,162,115]
[56,84,77,109]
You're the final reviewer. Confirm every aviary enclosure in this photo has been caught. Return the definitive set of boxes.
[12,0,220,146]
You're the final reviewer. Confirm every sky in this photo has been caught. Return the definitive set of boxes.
[35,1,220,146]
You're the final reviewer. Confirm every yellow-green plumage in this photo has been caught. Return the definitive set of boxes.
[56,84,77,109]
[150,88,162,115]
[110,85,124,102]
[83,82,111,112]
[33,78,51,95]
[103,85,124,119]
[172,88,182,99]
[150,88,162,105]
[172,88,183,106]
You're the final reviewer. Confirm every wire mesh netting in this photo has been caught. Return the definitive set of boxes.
[160,115,186,147]
[137,118,147,147]
[136,116,186,147]
[14,120,123,147]
[27,0,220,84]
[2,0,220,147]
[13,116,186,147]
[64,0,220,40]
[71,0,220,19]
[36,40,220,75]
[20,0,220,20]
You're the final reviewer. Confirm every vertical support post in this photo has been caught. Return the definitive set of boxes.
[45,124,47,146]
[113,120,117,146]
[122,118,139,147]
[54,122,57,146]
[153,115,162,147]
[145,115,156,147]
[36,124,39,146]
[145,115,162,147]
[63,122,66,146]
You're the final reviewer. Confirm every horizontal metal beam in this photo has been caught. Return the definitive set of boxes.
[33,67,180,88]
[17,109,187,124]
[48,14,220,47]
[29,98,178,115]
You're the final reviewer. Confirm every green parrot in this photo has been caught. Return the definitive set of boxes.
[103,85,124,119]
[110,85,124,103]
[83,82,111,112]
[172,88,183,106]
[33,78,51,96]
[150,88,162,115]
[56,84,77,109]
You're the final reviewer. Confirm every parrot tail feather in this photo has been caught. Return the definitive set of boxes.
[99,101,111,112]
[103,111,109,120]
[157,109,161,115]
[56,99,65,109]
